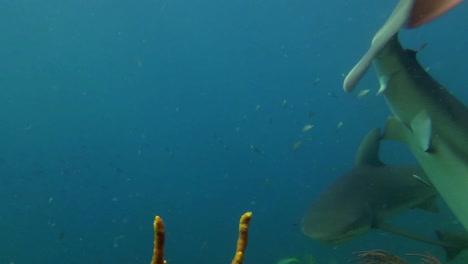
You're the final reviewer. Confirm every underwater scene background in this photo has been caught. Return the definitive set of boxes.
[1,0,467,263]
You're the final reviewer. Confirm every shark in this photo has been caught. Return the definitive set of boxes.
[342,0,468,231]
[377,34,468,230]
[301,129,468,260]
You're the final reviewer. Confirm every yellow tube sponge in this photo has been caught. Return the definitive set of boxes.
[151,216,167,264]
[149,212,252,264]
[231,212,252,264]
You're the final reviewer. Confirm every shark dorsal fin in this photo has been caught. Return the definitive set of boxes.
[355,128,384,167]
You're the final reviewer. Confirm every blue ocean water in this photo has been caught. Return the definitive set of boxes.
[1,0,467,263]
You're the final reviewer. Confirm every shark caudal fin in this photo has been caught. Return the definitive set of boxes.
[436,230,468,261]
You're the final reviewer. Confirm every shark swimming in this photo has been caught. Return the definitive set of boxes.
[342,0,468,231]
[302,128,437,243]
[301,129,468,259]
[377,34,468,230]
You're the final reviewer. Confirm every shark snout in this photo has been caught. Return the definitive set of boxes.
[301,211,372,244]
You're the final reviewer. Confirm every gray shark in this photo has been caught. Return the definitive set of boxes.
[342,0,468,231]
[377,34,468,231]
[302,128,438,244]
[302,129,468,260]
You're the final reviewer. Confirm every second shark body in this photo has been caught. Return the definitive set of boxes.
[302,129,468,260]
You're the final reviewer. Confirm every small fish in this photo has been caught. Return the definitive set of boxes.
[416,42,428,52]
[164,147,174,159]
[200,241,208,251]
[255,105,261,111]
[292,141,302,152]
[277,258,301,264]
[250,145,262,154]
[356,89,370,99]
[136,58,143,67]
[336,121,343,132]
[412,174,433,187]
[282,100,288,107]
[302,124,314,132]
[312,78,320,86]
[308,111,316,117]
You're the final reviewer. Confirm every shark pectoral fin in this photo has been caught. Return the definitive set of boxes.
[436,230,468,261]
[416,197,439,213]
[410,110,433,152]
[377,72,399,95]
[354,128,384,167]
[382,116,413,145]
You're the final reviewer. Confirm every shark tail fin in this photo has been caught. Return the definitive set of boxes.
[436,230,468,261]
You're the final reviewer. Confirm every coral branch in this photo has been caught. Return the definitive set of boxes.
[351,250,408,264]
[406,252,441,264]
[151,216,166,264]
[351,250,443,264]
[231,212,253,264]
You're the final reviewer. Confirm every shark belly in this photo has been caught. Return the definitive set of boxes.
[383,116,468,230]
[374,37,468,230]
